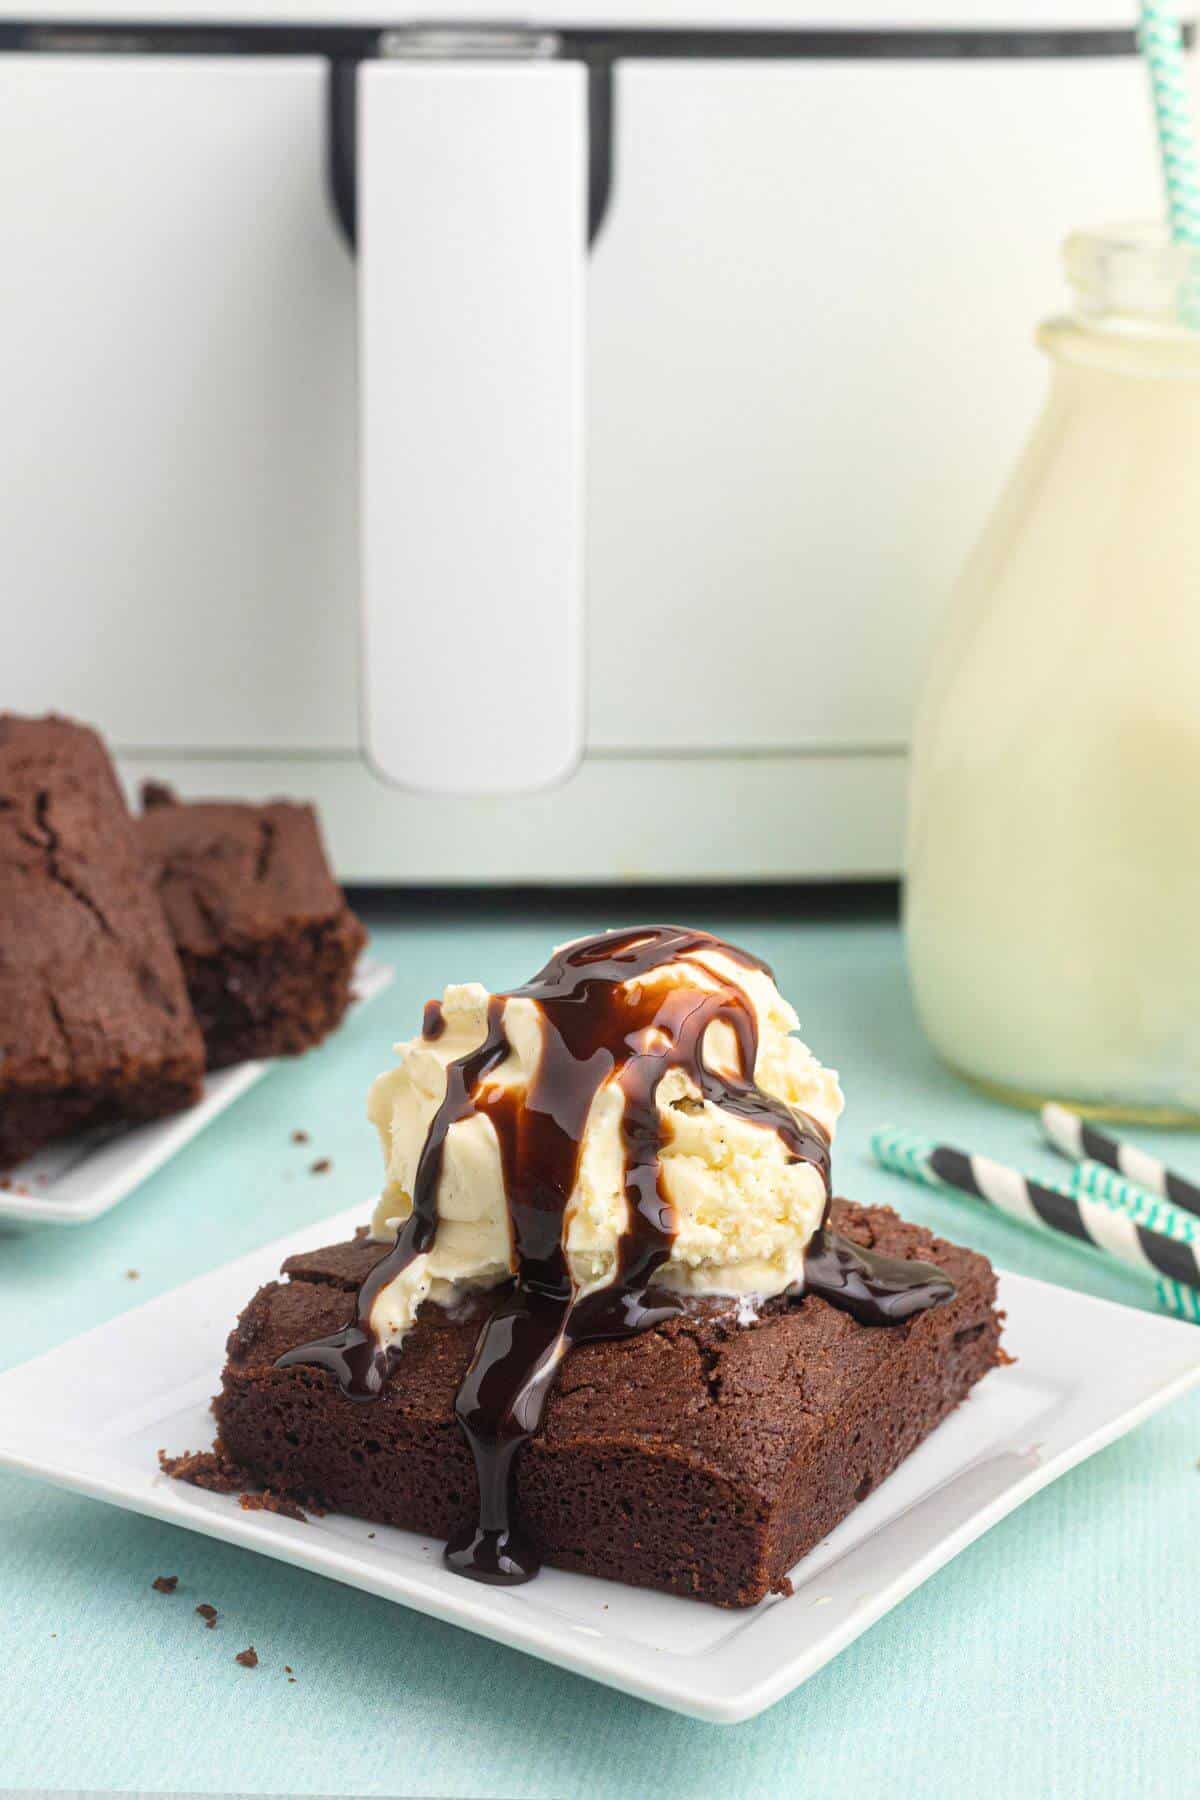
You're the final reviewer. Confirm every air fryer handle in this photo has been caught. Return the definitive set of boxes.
[358,59,587,795]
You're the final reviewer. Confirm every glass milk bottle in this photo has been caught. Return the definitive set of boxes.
[906,224,1200,1123]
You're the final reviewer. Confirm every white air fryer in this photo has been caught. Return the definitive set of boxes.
[0,3,1179,881]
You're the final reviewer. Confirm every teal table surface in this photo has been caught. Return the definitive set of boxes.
[3,893,1199,1799]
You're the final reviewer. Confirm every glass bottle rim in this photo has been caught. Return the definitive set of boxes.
[1064,221,1200,332]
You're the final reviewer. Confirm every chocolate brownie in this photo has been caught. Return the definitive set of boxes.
[0,715,205,1167]
[204,1201,1002,1607]
[137,786,366,1070]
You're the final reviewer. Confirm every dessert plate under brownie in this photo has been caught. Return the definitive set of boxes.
[0,962,393,1231]
[3,1204,1197,1722]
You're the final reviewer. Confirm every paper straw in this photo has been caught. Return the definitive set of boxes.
[1068,1159,1200,1241]
[1140,1,1200,245]
[870,1126,1200,1291]
[1042,1103,1200,1219]
[1156,1277,1200,1323]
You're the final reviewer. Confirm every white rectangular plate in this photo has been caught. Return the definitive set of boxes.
[1,1203,1198,1723]
[0,960,393,1230]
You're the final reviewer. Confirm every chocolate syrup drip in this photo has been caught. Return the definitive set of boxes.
[278,926,954,1584]
[801,1231,955,1324]
[422,998,446,1041]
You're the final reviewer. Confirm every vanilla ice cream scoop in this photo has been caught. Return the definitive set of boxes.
[276,924,953,1590]
[365,928,843,1350]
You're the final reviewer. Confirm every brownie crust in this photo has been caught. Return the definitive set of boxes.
[211,1201,1003,1607]
[0,715,205,1166]
[137,788,366,1069]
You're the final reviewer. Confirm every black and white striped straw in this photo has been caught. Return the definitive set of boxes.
[1041,1103,1200,1220]
[871,1127,1200,1291]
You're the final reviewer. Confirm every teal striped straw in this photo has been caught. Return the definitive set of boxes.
[871,1126,1200,1324]
[1140,1,1200,246]
[1069,1160,1200,1321]
[1156,1277,1200,1323]
[1067,1159,1200,1244]
[872,1127,1200,1246]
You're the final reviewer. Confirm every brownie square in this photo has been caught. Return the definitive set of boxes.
[0,715,205,1166]
[137,786,366,1070]
[207,1201,1003,1607]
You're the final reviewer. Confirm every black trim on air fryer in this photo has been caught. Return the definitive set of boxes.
[327,56,358,249]
[584,50,614,247]
[1,23,1190,253]
[1,25,1184,58]
[324,49,610,251]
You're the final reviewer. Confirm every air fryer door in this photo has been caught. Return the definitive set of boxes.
[0,51,359,755]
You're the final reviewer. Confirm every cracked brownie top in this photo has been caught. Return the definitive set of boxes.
[0,713,203,1096]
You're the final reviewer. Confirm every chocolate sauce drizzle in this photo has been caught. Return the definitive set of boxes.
[278,926,955,1584]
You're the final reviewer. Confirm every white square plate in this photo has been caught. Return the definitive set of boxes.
[1,1203,1197,1723]
[0,961,394,1230]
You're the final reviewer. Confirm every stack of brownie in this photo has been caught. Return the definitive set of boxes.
[138,784,365,1071]
[0,714,365,1168]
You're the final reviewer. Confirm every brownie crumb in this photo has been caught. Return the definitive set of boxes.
[164,1433,326,1521]
[151,1575,178,1594]
[284,1665,293,1674]
[126,1269,141,1281]
[291,1129,310,1144]
[310,1157,332,1175]
[196,1604,218,1629]
[158,1444,253,1493]
[235,1646,259,1669]
[239,1490,308,1524]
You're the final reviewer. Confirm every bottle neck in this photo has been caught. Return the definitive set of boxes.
[1052,224,1200,375]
